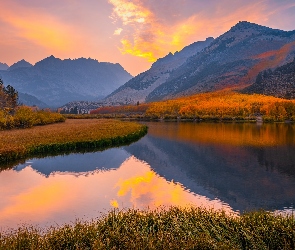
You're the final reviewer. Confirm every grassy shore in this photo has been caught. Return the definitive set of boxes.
[0,119,147,167]
[0,207,294,249]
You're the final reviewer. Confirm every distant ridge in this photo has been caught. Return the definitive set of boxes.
[8,59,33,71]
[0,56,133,107]
[18,92,48,108]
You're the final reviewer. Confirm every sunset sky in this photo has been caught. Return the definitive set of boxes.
[0,0,295,76]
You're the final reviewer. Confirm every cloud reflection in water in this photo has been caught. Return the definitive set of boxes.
[0,154,233,229]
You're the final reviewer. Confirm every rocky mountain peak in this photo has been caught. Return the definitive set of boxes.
[8,59,33,71]
[151,37,214,69]
[0,62,9,71]
[231,21,266,31]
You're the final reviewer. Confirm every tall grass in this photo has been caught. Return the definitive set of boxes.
[0,207,294,249]
[0,119,147,167]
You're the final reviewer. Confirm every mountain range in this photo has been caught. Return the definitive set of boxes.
[104,21,295,104]
[0,56,132,107]
[1,21,295,109]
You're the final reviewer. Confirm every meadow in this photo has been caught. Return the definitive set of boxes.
[0,119,147,167]
[0,207,294,249]
[90,91,295,122]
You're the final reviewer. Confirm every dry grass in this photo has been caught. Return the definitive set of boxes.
[0,119,147,166]
[0,207,294,249]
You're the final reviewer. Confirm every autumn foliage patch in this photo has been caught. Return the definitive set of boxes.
[90,91,295,122]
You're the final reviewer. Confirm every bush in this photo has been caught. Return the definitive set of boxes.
[0,106,65,130]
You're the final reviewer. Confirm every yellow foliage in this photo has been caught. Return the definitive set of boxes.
[0,106,65,130]
[146,91,295,121]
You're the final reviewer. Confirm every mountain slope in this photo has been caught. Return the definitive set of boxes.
[243,58,295,99]
[8,59,33,71]
[104,37,214,105]
[0,56,132,107]
[18,92,48,108]
[105,21,295,104]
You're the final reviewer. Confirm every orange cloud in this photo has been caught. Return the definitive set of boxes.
[108,0,291,63]
[114,28,123,35]
[109,0,152,25]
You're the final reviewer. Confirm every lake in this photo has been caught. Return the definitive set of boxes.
[1,121,295,230]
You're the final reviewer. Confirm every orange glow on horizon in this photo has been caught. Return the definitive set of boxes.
[0,1,294,76]
[0,4,75,53]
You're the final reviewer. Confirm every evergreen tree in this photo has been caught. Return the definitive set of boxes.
[0,78,19,113]
[4,85,18,110]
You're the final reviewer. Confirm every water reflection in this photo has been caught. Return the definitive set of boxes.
[148,122,295,147]
[125,122,295,212]
[1,122,295,229]
[14,148,131,177]
[0,155,231,229]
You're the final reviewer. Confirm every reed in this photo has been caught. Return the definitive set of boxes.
[0,119,147,166]
[0,207,294,249]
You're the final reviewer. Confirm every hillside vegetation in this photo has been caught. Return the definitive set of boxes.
[90,91,295,122]
[244,57,295,99]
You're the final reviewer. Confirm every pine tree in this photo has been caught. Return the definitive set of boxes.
[4,85,18,110]
[0,78,19,113]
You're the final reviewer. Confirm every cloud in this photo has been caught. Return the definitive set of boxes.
[114,28,123,35]
[108,0,295,62]
[109,0,152,25]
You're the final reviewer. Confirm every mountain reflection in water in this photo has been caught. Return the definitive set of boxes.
[1,122,294,229]
[0,153,230,229]
[125,122,295,212]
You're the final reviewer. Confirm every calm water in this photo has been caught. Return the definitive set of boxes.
[1,122,295,229]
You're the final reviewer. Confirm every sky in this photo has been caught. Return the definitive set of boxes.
[0,0,295,76]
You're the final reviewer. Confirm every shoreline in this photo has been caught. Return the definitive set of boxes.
[0,119,148,170]
[64,114,295,124]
